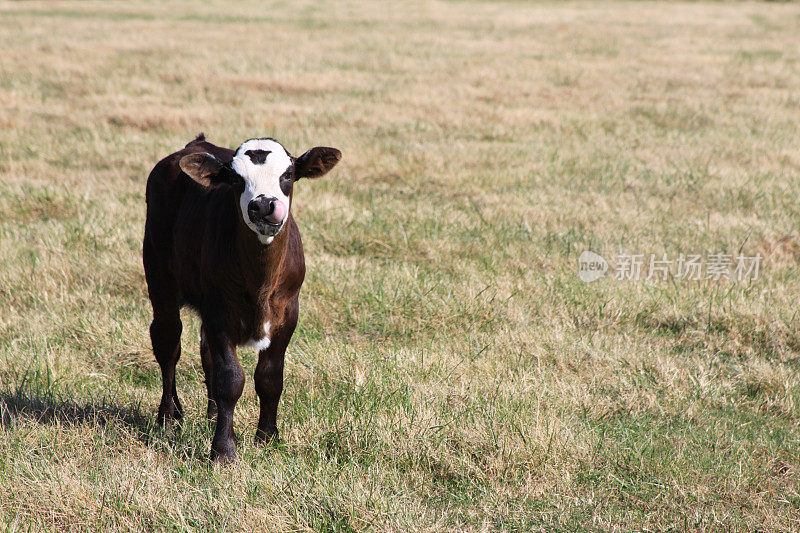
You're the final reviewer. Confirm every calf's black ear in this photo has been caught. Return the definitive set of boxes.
[179,152,226,187]
[294,147,342,180]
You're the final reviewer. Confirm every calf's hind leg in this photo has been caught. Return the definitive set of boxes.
[150,314,183,423]
[143,240,184,424]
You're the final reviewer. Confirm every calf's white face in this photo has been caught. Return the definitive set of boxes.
[231,139,293,245]
[178,135,342,246]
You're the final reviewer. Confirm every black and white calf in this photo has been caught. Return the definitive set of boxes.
[143,134,341,462]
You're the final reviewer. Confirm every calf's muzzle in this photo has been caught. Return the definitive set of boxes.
[247,195,286,226]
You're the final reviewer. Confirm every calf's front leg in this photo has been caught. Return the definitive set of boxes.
[204,328,244,462]
[254,341,286,444]
[254,303,297,444]
[199,327,217,420]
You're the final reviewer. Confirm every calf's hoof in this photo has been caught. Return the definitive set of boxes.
[255,426,279,445]
[156,403,183,427]
[210,440,237,464]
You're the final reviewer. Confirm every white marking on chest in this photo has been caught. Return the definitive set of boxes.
[243,321,271,352]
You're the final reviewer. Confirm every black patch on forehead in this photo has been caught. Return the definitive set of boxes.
[245,149,271,165]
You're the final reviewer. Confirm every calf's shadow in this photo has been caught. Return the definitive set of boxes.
[0,386,208,458]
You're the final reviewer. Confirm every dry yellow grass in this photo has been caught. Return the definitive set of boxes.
[1,0,800,531]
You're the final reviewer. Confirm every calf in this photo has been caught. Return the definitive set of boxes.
[143,133,341,462]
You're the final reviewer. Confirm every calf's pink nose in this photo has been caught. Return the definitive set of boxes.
[268,199,287,224]
[247,196,288,225]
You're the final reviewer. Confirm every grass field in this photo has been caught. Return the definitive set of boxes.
[2,0,800,530]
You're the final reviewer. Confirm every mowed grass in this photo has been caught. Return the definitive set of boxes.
[1,0,800,530]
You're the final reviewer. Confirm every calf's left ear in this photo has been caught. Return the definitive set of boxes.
[294,147,342,180]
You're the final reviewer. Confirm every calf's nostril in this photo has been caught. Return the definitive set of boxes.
[247,200,263,219]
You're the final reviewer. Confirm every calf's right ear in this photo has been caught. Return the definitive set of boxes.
[179,152,226,187]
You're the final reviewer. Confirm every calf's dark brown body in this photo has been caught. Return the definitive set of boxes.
[143,134,339,461]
